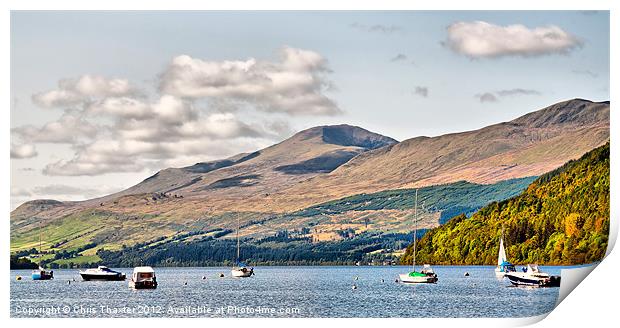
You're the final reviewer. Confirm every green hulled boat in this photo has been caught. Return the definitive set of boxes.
[398,189,438,284]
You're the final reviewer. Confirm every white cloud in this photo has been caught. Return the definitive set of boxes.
[446,21,582,58]
[11,111,99,144]
[19,93,288,176]
[572,69,598,78]
[390,54,408,62]
[496,88,541,97]
[10,187,32,197]
[31,89,84,108]
[88,97,151,119]
[42,136,272,176]
[40,94,288,176]
[19,47,335,176]
[350,23,402,34]
[31,184,119,197]
[11,184,125,209]
[10,143,38,159]
[160,46,342,116]
[476,92,499,103]
[413,86,429,98]
[32,74,137,108]
[476,88,541,103]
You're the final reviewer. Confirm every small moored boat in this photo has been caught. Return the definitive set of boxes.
[398,190,438,284]
[79,266,126,281]
[505,264,561,287]
[129,266,157,289]
[231,263,254,278]
[32,267,54,280]
[399,264,438,284]
[230,215,254,278]
[495,230,516,278]
[32,219,53,280]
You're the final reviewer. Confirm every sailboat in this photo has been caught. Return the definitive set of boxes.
[32,218,53,280]
[399,190,438,284]
[494,228,516,278]
[231,215,254,278]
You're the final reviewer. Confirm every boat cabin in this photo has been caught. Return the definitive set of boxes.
[130,266,157,289]
[498,261,516,273]
[421,264,435,275]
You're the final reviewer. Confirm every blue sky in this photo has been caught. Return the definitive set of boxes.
[10,11,610,209]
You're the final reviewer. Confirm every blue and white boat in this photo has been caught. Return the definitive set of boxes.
[32,267,53,280]
[494,233,516,278]
[31,219,53,280]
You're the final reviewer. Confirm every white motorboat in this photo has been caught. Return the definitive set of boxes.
[79,266,126,281]
[128,266,158,289]
[505,264,561,287]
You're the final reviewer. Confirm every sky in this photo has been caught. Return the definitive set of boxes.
[10,11,610,210]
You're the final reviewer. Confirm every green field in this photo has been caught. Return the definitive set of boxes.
[11,177,536,268]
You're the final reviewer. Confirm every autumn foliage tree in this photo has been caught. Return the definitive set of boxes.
[402,142,610,266]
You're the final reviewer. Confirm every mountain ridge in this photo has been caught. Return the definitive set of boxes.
[11,98,610,259]
[13,98,609,216]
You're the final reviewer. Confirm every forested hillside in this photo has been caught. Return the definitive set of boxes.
[403,142,610,266]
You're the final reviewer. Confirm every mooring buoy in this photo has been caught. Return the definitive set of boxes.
[16,276,22,281]
[464,272,470,277]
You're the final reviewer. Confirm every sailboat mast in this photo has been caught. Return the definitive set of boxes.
[38,218,42,267]
[413,189,417,272]
[498,226,506,265]
[236,215,240,263]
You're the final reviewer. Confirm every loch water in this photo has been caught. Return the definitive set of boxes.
[10,266,561,318]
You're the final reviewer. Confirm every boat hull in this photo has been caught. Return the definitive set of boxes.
[494,267,514,278]
[80,273,126,281]
[129,280,157,289]
[32,272,53,280]
[32,270,53,280]
[506,273,561,287]
[231,268,253,278]
[399,273,437,284]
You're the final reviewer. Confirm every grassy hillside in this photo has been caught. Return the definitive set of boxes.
[294,177,536,224]
[403,142,610,266]
[11,178,534,267]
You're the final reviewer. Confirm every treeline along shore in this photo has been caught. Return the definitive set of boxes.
[403,143,610,266]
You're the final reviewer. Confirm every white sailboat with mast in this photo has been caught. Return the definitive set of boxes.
[399,189,438,284]
[494,227,515,277]
[231,215,254,278]
[31,218,53,280]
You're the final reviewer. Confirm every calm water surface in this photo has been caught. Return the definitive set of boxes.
[10,266,560,318]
